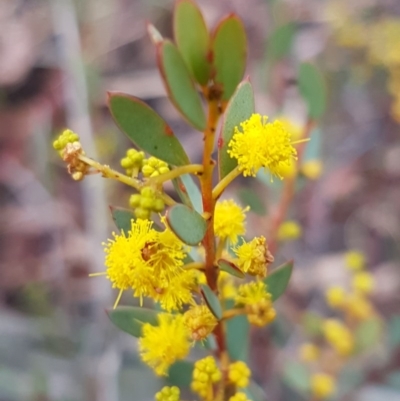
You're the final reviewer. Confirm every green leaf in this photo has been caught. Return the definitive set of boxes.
[302,312,323,337]
[298,63,327,119]
[225,299,250,361]
[243,381,268,401]
[212,15,247,101]
[200,284,222,320]
[110,206,134,234]
[238,188,266,215]
[282,361,310,393]
[388,315,400,351]
[157,40,206,130]
[107,306,159,338]
[264,260,293,302]
[166,204,207,245]
[218,79,255,179]
[267,23,295,63]
[108,93,189,166]
[354,317,382,353]
[218,259,245,278]
[167,360,194,388]
[174,0,211,85]
[172,174,203,214]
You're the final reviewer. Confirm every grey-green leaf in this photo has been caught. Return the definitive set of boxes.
[166,204,207,245]
[218,259,245,278]
[108,93,189,166]
[267,23,295,63]
[264,260,293,302]
[167,360,194,387]
[157,40,206,130]
[218,79,255,179]
[212,15,247,101]
[107,306,159,338]
[298,63,327,119]
[110,206,134,234]
[174,0,211,85]
[200,284,222,320]
[172,174,203,214]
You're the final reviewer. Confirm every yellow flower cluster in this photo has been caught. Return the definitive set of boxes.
[344,250,365,271]
[191,356,222,398]
[235,281,276,326]
[323,319,354,356]
[155,386,180,401]
[228,114,297,179]
[101,219,195,310]
[120,148,145,177]
[214,199,249,244]
[233,236,274,278]
[139,314,191,376]
[310,373,336,400]
[184,304,218,341]
[142,156,170,178]
[228,361,251,388]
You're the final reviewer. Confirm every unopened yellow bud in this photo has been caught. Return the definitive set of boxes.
[228,361,251,388]
[135,207,151,220]
[326,286,346,309]
[310,373,335,399]
[345,293,373,321]
[299,343,320,362]
[323,319,354,356]
[277,220,302,241]
[191,356,221,398]
[352,272,374,295]
[345,250,365,271]
[153,198,165,213]
[155,386,180,401]
[301,160,323,180]
[229,392,251,401]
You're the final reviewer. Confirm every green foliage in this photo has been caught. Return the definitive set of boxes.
[200,284,222,320]
[302,312,324,337]
[174,0,211,85]
[172,174,203,213]
[218,259,245,278]
[267,23,295,63]
[238,188,267,215]
[167,360,195,388]
[108,93,189,166]
[225,300,250,362]
[157,40,206,130]
[166,204,207,245]
[264,260,293,302]
[107,307,159,338]
[212,15,247,101]
[283,361,310,393]
[354,317,382,353]
[388,315,400,351]
[218,80,255,179]
[110,206,134,234]
[298,63,327,119]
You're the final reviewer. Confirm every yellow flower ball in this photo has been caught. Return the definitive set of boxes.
[277,220,302,241]
[325,286,346,309]
[344,250,366,271]
[352,272,374,295]
[299,343,320,362]
[311,373,336,399]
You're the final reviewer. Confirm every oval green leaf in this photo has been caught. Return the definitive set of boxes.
[107,306,159,338]
[212,14,247,101]
[354,317,382,354]
[174,0,211,85]
[267,23,295,63]
[218,79,255,179]
[263,260,293,302]
[225,299,249,361]
[167,360,194,387]
[218,259,245,278]
[110,206,134,234]
[172,174,203,214]
[298,63,327,119]
[108,93,189,166]
[157,40,206,130]
[166,204,207,245]
[200,284,222,320]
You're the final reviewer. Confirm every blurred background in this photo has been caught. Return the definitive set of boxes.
[1,0,400,400]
